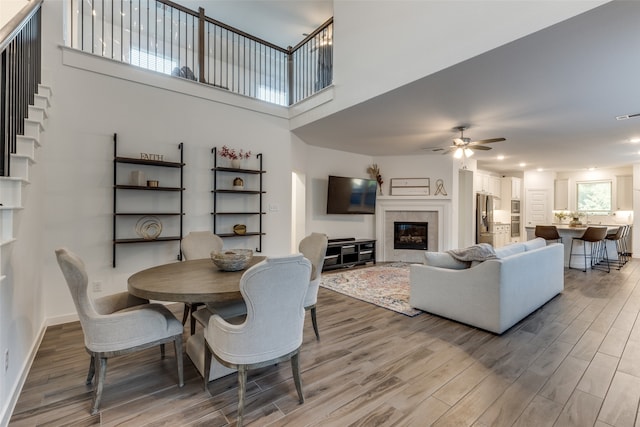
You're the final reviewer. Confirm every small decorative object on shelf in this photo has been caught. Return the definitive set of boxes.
[147,180,159,187]
[367,164,384,195]
[211,249,253,271]
[233,177,244,190]
[554,211,568,223]
[130,170,145,186]
[218,145,252,168]
[135,216,163,240]
[140,152,164,161]
[233,224,247,235]
[569,211,584,227]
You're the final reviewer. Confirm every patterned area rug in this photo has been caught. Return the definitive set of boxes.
[320,263,422,317]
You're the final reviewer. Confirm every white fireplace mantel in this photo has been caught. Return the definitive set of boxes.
[375,197,451,262]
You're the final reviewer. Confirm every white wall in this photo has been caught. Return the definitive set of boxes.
[0,0,28,30]
[291,0,607,129]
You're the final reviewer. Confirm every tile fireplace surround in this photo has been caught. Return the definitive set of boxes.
[375,197,451,263]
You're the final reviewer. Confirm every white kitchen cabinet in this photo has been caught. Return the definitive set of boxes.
[511,177,521,200]
[501,177,521,202]
[489,176,502,198]
[554,179,569,210]
[493,224,511,248]
[616,175,632,210]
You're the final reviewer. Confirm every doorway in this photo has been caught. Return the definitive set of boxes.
[291,172,306,252]
[526,189,549,228]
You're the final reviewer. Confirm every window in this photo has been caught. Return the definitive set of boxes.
[576,181,612,213]
[130,48,177,75]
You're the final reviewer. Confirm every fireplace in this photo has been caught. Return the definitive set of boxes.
[394,222,428,250]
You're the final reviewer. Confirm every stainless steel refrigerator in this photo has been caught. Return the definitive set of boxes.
[476,193,495,245]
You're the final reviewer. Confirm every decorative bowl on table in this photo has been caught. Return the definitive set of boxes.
[211,249,253,271]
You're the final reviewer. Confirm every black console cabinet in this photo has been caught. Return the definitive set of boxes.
[323,238,376,271]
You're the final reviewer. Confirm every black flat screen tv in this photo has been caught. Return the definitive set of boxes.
[326,175,377,214]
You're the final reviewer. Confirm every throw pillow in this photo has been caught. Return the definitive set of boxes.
[523,237,546,251]
[495,243,525,259]
[424,251,470,269]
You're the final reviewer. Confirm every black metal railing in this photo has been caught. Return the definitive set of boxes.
[68,0,333,106]
[0,0,43,177]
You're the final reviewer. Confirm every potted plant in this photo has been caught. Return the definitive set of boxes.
[569,211,585,227]
[554,211,568,224]
[218,145,252,168]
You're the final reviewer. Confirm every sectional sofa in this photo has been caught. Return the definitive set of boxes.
[409,238,564,334]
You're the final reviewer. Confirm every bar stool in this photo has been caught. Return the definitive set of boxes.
[606,226,626,269]
[569,226,609,273]
[534,225,562,244]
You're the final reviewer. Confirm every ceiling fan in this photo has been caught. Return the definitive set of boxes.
[432,126,506,158]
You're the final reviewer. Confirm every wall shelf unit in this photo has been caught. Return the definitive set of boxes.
[112,133,184,267]
[212,147,265,250]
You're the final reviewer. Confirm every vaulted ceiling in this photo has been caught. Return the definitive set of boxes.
[177,1,640,174]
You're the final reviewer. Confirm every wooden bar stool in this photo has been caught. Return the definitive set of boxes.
[569,226,609,273]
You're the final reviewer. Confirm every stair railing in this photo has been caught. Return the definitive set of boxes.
[68,0,332,106]
[0,0,43,177]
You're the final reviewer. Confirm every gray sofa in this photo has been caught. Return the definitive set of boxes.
[409,238,564,334]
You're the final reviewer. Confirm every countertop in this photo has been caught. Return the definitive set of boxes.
[525,224,627,231]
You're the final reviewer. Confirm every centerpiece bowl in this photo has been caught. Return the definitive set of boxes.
[211,249,253,271]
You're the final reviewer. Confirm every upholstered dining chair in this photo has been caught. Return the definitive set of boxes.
[298,232,329,340]
[203,254,311,427]
[569,226,610,273]
[181,231,226,334]
[534,225,562,244]
[55,248,184,414]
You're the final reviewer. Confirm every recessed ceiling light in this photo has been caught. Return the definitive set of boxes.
[537,168,544,172]
[519,162,526,167]
[588,167,596,171]
[497,155,505,160]
[631,137,640,143]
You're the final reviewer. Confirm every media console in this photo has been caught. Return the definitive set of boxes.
[322,238,376,271]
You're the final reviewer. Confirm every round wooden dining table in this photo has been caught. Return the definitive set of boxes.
[127,256,266,303]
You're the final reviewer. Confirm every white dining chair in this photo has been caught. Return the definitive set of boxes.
[298,232,329,340]
[203,254,311,427]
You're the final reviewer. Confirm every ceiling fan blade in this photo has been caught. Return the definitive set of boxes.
[469,137,506,145]
[453,138,465,145]
[470,145,492,151]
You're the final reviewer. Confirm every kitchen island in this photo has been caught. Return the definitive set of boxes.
[525,224,630,269]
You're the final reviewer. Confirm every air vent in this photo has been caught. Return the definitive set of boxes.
[616,113,640,120]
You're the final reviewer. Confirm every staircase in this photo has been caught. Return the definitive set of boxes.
[0,85,51,249]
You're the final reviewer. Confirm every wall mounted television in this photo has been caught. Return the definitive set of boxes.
[326,175,377,215]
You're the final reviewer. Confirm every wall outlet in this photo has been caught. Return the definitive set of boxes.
[92,281,103,292]
[4,349,8,372]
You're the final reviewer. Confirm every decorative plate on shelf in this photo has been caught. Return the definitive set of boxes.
[135,216,162,240]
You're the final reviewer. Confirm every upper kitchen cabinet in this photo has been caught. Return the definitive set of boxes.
[554,179,569,210]
[475,171,501,197]
[501,177,521,201]
[616,175,633,210]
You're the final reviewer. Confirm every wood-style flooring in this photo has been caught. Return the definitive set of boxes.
[9,260,640,426]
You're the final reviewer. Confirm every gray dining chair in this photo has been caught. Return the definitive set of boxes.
[298,232,329,340]
[181,231,227,334]
[55,247,184,414]
[203,254,311,427]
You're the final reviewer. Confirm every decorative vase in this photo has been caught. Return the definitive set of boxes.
[231,159,241,169]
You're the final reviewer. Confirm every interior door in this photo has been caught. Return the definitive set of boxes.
[526,189,549,226]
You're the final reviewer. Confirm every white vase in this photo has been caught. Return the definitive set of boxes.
[230,159,241,169]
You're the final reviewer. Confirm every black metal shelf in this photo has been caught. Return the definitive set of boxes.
[212,147,264,252]
[113,133,184,267]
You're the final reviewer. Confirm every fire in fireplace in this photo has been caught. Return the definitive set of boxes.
[394,222,428,250]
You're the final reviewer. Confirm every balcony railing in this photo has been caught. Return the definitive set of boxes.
[68,0,333,106]
[0,0,43,176]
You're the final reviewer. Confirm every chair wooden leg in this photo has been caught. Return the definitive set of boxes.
[174,335,184,387]
[91,356,107,415]
[182,303,190,325]
[204,344,212,392]
[310,306,320,341]
[86,355,96,385]
[160,343,166,359]
[291,352,304,404]
[190,306,198,335]
[237,366,248,427]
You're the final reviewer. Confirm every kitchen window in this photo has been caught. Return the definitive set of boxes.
[576,180,612,213]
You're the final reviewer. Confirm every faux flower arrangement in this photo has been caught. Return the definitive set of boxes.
[218,145,252,160]
[367,164,384,195]
[554,211,568,221]
[569,211,585,219]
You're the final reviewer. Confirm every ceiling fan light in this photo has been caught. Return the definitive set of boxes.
[464,148,474,158]
[454,148,464,159]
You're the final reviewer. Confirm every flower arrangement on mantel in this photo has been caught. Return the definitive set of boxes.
[218,145,252,168]
[367,164,384,195]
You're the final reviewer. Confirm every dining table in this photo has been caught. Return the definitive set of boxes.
[128,256,266,382]
[127,256,266,304]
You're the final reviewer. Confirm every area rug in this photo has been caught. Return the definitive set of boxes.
[320,263,422,317]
